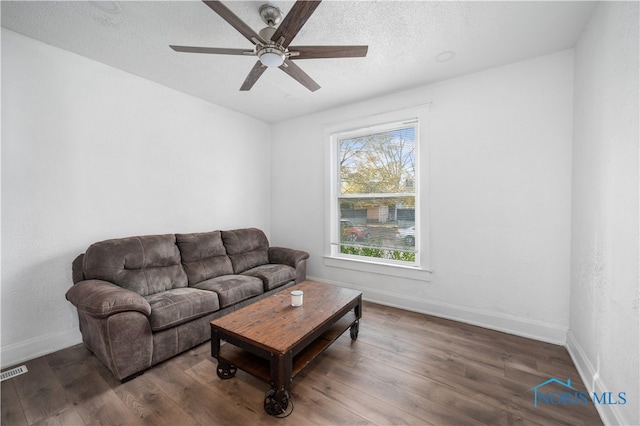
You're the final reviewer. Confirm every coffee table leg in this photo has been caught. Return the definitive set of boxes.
[211,329,237,379]
[264,352,292,416]
[350,296,362,340]
[350,320,360,340]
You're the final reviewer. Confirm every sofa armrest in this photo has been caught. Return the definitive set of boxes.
[65,280,151,318]
[268,247,310,268]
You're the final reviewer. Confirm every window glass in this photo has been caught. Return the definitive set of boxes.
[334,122,417,264]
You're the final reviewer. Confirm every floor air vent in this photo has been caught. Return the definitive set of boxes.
[1,365,28,381]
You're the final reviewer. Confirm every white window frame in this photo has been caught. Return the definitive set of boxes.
[323,105,432,281]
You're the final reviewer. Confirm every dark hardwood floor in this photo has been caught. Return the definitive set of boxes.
[1,301,602,425]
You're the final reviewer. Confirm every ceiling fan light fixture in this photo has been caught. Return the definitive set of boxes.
[258,48,285,67]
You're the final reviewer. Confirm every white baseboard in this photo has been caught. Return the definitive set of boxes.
[1,328,82,370]
[308,275,568,345]
[566,331,626,426]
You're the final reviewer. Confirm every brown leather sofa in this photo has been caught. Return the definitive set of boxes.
[65,228,309,381]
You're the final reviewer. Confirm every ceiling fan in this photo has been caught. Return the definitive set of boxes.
[170,0,368,92]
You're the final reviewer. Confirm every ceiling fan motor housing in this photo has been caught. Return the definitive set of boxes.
[258,25,277,41]
[257,25,286,67]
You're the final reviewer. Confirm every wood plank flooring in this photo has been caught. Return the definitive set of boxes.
[1,301,603,425]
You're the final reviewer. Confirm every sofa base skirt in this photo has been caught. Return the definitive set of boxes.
[151,314,213,366]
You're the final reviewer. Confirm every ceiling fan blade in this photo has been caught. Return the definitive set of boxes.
[289,45,368,59]
[279,59,320,92]
[202,0,263,44]
[270,1,322,48]
[170,45,252,56]
[240,61,267,91]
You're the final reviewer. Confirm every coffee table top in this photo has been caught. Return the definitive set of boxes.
[210,281,361,354]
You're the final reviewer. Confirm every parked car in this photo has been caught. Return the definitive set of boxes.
[340,219,369,241]
[396,226,415,246]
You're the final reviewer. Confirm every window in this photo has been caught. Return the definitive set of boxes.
[329,119,419,267]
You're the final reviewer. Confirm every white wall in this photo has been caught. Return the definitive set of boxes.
[271,50,574,344]
[1,29,271,368]
[568,2,639,425]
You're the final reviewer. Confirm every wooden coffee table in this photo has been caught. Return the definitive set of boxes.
[210,280,362,415]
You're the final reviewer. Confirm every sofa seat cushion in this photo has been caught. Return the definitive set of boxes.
[144,288,220,332]
[193,275,263,308]
[241,264,296,291]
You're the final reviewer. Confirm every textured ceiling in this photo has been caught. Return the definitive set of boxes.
[2,1,596,123]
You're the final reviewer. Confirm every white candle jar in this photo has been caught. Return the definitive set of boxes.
[291,290,303,307]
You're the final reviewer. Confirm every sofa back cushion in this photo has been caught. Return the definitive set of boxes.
[175,231,234,285]
[83,234,188,296]
[221,228,269,273]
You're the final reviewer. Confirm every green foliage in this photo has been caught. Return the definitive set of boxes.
[361,247,384,258]
[340,245,415,263]
[340,246,361,256]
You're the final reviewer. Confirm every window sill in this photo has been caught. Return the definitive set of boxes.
[324,256,432,282]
